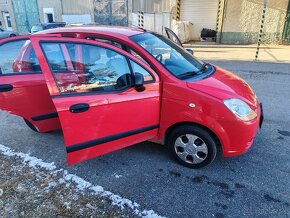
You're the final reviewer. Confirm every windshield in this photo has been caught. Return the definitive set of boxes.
[130,33,205,78]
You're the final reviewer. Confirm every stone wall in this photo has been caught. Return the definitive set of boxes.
[221,0,289,44]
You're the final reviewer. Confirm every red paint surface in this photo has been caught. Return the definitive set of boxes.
[0,28,262,165]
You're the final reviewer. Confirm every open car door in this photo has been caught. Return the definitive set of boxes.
[30,35,160,165]
[0,36,61,132]
[164,27,183,47]
[164,27,194,55]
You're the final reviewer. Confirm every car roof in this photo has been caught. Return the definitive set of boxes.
[35,26,146,37]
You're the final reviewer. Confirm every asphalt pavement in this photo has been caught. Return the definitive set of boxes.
[0,59,290,217]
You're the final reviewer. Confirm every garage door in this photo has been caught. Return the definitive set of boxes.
[180,0,218,40]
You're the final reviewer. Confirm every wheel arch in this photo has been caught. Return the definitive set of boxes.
[163,122,222,148]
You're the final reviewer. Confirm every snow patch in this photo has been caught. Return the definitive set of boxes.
[113,173,122,178]
[0,144,56,171]
[0,144,165,218]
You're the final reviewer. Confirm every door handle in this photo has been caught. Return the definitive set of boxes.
[0,84,13,92]
[69,103,90,113]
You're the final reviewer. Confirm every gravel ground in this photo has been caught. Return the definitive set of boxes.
[0,146,159,218]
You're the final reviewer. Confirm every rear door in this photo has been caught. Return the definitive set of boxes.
[30,36,160,165]
[0,36,61,132]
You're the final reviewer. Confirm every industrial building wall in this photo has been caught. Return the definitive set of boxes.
[128,0,175,34]
[221,0,289,44]
[0,0,17,31]
[37,0,94,24]
[94,0,128,26]
[37,0,62,23]
[12,0,40,34]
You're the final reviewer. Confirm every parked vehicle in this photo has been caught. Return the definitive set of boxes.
[30,22,66,33]
[0,26,263,168]
[0,27,18,39]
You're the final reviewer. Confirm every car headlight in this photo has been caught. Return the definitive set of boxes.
[224,98,257,121]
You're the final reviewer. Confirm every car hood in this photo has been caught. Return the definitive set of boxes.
[186,66,258,108]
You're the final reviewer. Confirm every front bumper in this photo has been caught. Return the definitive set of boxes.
[259,103,264,128]
[222,102,263,157]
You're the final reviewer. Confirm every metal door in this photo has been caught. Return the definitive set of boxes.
[12,0,40,34]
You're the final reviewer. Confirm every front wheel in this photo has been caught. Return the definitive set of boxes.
[168,125,217,168]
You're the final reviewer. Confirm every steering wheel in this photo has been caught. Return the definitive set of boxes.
[156,54,163,63]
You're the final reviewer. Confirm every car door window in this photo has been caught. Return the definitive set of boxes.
[41,42,133,94]
[85,36,150,66]
[129,60,154,82]
[0,39,41,75]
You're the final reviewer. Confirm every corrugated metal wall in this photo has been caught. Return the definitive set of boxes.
[180,0,219,40]
[132,0,170,13]
[61,0,92,14]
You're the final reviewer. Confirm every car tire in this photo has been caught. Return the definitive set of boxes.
[168,125,217,169]
[9,34,16,37]
[23,119,40,133]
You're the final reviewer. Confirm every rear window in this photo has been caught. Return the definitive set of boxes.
[0,40,41,75]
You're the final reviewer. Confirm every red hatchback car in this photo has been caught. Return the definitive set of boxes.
[0,26,263,168]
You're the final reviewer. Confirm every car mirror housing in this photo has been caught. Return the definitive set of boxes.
[134,72,145,92]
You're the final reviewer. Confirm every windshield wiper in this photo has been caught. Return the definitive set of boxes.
[176,71,197,79]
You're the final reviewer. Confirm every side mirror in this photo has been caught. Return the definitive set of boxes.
[134,72,145,92]
[186,48,194,55]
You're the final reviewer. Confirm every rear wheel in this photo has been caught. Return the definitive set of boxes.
[9,34,16,37]
[168,125,217,168]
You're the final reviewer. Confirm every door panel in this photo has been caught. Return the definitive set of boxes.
[0,36,61,132]
[30,36,160,165]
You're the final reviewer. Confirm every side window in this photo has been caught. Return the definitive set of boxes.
[128,49,149,65]
[85,36,150,66]
[129,60,154,82]
[41,42,133,94]
[0,39,41,75]
[42,43,68,72]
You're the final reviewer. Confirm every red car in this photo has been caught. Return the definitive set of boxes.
[0,26,263,168]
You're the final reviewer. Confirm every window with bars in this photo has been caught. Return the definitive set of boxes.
[133,0,170,13]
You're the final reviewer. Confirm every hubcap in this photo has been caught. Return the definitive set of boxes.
[174,134,208,164]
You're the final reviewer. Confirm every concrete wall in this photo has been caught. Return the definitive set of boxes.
[128,0,176,34]
[221,0,289,44]
[37,0,94,24]
[0,0,17,31]
[37,0,62,23]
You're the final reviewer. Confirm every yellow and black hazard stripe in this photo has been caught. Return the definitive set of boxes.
[176,0,181,21]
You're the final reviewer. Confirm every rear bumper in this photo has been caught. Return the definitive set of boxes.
[222,102,263,157]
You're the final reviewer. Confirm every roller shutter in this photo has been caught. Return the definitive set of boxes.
[180,0,218,40]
